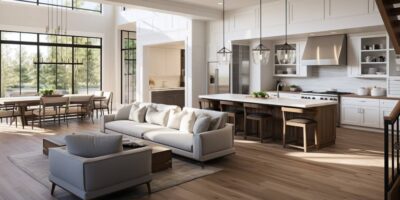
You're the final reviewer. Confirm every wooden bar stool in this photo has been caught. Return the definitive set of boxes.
[219,100,243,135]
[243,103,273,143]
[281,107,317,152]
[198,98,215,110]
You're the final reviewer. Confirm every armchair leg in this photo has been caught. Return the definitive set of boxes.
[51,182,56,195]
[146,182,152,194]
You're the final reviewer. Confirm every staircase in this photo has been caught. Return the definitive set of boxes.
[376,0,400,54]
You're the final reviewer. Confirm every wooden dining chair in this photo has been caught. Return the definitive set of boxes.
[94,92,113,118]
[0,103,19,127]
[243,103,273,143]
[68,95,94,123]
[281,107,317,152]
[220,100,243,136]
[31,97,70,128]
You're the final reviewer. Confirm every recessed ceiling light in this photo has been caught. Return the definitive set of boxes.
[218,2,223,5]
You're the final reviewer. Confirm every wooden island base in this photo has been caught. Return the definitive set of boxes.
[199,94,337,150]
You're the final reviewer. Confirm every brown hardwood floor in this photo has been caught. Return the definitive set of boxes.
[0,120,383,200]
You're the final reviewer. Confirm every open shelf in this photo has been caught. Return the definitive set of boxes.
[361,49,387,52]
[356,74,387,79]
[361,62,387,64]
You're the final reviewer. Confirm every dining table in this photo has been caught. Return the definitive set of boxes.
[0,95,106,126]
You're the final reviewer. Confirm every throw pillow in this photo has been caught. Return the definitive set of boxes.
[179,111,196,133]
[115,104,133,120]
[193,115,211,134]
[145,106,170,126]
[65,134,123,158]
[167,110,186,129]
[128,104,147,122]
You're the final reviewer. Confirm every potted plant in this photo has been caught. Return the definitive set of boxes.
[289,85,298,92]
[40,89,60,97]
[252,91,259,98]
[258,91,267,98]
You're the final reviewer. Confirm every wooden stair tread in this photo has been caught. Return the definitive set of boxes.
[376,0,400,54]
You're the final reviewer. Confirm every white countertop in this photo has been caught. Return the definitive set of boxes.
[150,87,185,92]
[199,93,337,108]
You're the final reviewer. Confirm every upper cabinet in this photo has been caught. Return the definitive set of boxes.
[273,40,309,77]
[289,0,324,24]
[325,0,370,19]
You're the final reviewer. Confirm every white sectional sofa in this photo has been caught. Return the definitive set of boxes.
[100,102,235,162]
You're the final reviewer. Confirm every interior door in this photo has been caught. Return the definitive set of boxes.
[208,61,230,94]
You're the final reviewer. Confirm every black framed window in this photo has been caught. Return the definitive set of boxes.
[121,30,136,104]
[0,30,102,97]
[13,0,102,13]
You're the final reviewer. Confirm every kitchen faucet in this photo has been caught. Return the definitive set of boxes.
[276,82,284,98]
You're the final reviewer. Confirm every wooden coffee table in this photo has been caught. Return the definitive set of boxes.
[42,134,172,173]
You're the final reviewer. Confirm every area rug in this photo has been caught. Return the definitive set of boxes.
[8,151,222,200]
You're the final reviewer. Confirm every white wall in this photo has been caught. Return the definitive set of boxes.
[0,1,117,104]
[116,8,207,107]
[147,46,182,88]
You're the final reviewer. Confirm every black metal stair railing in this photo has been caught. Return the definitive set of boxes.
[384,102,400,200]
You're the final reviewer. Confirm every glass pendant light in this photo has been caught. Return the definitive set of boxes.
[276,0,295,64]
[252,0,271,64]
[217,0,232,65]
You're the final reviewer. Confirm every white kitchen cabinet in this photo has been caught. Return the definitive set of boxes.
[273,40,309,77]
[341,105,362,125]
[325,0,370,19]
[341,97,380,128]
[289,0,324,24]
[341,97,399,129]
[361,107,380,128]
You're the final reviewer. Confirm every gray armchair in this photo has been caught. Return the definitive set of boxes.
[49,147,152,200]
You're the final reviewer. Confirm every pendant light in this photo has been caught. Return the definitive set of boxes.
[252,0,270,64]
[217,0,232,65]
[276,0,295,63]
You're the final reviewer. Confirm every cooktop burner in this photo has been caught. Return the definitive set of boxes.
[301,91,351,95]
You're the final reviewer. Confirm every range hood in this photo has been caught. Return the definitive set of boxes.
[302,34,347,66]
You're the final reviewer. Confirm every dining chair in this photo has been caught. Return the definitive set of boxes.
[198,98,216,110]
[31,97,70,128]
[0,103,19,127]
[94,92,113,118]
[281,107,317,152]
[68,95,94,123]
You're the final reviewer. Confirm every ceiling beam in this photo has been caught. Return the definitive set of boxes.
[102,0,221,20]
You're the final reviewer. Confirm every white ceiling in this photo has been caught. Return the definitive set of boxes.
[166,0,278,10]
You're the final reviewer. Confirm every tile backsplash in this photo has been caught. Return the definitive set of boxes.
[278,66,386,92]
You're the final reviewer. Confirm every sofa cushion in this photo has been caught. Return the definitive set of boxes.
[193,115,211,134]
[167,110,186,129]
[143,129,193,152]
[179,111,196,133]
[145,106,170,126]
[105,120,163,138]
[65,134,123,158]
[115,104,132,120]
[128,104,147,123]
[182,107,228,130]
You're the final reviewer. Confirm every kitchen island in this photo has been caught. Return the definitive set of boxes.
[199,93,338,149]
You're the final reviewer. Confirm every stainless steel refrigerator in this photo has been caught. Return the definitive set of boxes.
[207,61,231,94]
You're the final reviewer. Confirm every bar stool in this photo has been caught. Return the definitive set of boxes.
[198,98,215,110]
[243,103,273,143]
[219,100,243,135]
[281,107,317,152]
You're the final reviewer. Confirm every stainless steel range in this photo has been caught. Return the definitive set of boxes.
[300,91,351,126]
